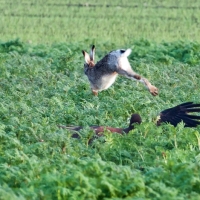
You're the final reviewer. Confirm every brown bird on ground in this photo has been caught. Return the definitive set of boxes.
[59,102,200,138]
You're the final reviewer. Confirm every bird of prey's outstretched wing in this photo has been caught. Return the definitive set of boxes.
[157,102,200,127]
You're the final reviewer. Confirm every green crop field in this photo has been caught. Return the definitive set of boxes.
[1,0,200,45]
[0,0,200,199]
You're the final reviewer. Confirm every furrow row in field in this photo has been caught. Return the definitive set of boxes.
[1,2,200,9]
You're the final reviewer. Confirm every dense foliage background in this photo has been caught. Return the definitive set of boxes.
[0,0,200,199]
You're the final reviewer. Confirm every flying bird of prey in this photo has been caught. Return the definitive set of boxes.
[59,102,200,138]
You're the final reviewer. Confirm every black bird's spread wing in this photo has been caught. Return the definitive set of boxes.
[158,102,200,127]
